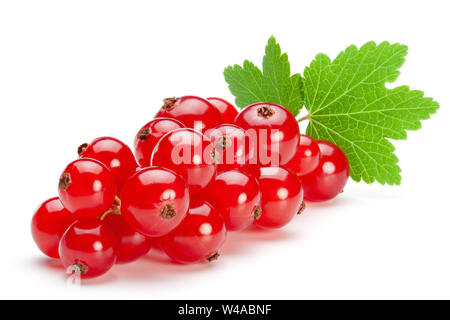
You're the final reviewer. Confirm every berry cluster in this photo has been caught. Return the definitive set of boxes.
[31,96,349,279]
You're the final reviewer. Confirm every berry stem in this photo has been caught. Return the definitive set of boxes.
[100,207,121,221]
[114,196,121,207]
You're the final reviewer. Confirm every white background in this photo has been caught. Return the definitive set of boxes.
[0,0,449,299]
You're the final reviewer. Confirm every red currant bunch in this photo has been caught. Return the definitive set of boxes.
[31,95,350,280]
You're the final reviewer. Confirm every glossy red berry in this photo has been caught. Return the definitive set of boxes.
[205,124,252,171]
[234,102,300,166]
[59,219,117,279]
[103,212,152,263]
[58,158,117,219]
[285,134,321,176]
[31,197,76,258]
[301,141,350,202]
[134,118,185,167]
[151,128,217,196]
[204,170,260,231]
[252,167,303,229]
[121,166,190,237]
[207,97,238,123]
[78,137,138,194]
[159,199,227,264]
[155,96,223,133]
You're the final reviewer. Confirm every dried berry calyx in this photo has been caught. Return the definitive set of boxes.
[71,261,88,275]
[58,173,71,190]
[297,201,306,215]
[216,136,232,151]
[207,252,220,262]
[138,128,150,141]
[161,97,180,111]
[257,105,275,118]
[77,143,88,156]
[253,206,262,220]
[210,149,220,164]
[161,204,176,219]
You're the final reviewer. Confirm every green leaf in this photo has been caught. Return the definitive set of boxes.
[224,36,303,115]
[303,41,439,185]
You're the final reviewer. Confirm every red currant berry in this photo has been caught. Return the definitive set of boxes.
[78,137,138,194]
[134,118,185,167]
[59,219,117,279]
[154,96,223,133]
[31,197,76,258]
[151,128,217,196]
[121,166,190,237]
[301,141,349,202]
[159,199,227,264]
[252,167,303,229]
[58,159,117,219]
[103,212,152,264]
[234,103,300,165]
[285,134,321,176]
[205,124,253,171]
[207,97,238,123]
[204,170,261,231]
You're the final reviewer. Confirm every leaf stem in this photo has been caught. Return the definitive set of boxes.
[297,114,311,122]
